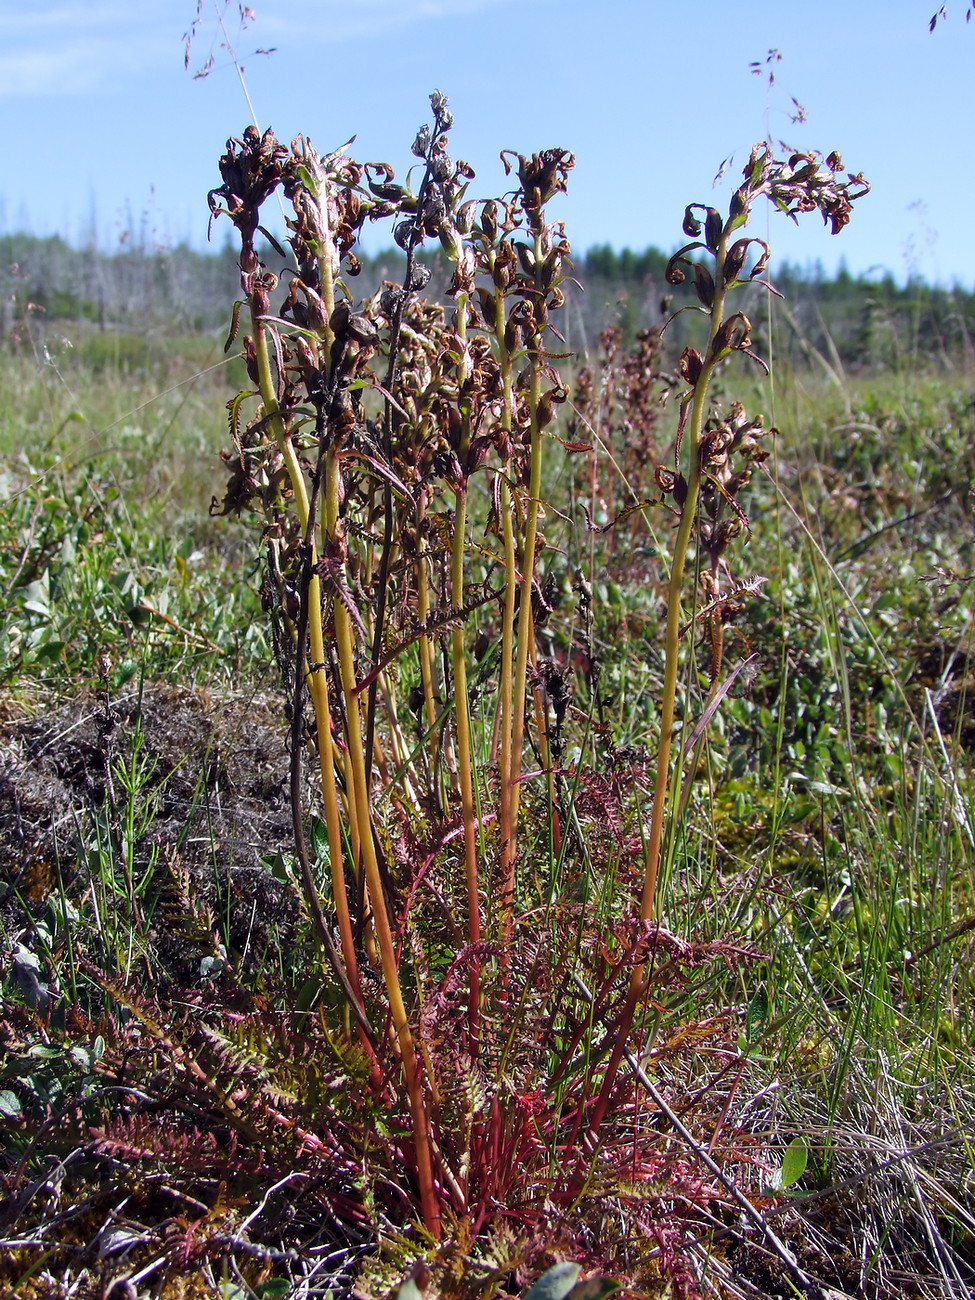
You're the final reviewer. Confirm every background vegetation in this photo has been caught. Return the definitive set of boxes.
[6,229,975,365]
[1,143,974,1300]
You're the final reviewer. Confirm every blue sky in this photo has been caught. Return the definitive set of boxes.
[3,1,973,284]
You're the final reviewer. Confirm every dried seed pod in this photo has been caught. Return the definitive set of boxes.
[393,219,415,250]
[380,285,406,317]
[476,287,498,331]
[710,313,752,358]
[679,347,704,386]
[455,200,477,236]
[422,189,446,232]
[516,242,536,276]
[480,200,498,242]
[704,207,723,253]
[723,239,749,286]
[431,151,453,182]
[410,263,432,292]
[693,263,715,308]
[243,336,260,386]
[347,314,379,346]
[682,206,703,238]
[665,255,688,286]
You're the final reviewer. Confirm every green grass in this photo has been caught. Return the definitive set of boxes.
[2,303,974,1298]
[0,329,265,693]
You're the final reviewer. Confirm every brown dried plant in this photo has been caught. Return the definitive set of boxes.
[204,102,868,1284]
[207,97,584,1242]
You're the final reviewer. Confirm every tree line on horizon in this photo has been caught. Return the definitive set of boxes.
[2,229,973,371]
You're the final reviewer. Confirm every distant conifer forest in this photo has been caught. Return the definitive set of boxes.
[3,230,973,370]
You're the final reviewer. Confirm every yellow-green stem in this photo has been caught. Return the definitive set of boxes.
[638,383,708,921]
[332,567,441,1237]
[415,493,442,770]
[586,239,731,1145]
[639,272,727,922]
[499,228,547,943]
[248,314,377,1076]
[450,486,482,1046]
[446,290,481,1047]
[498,474,518,869]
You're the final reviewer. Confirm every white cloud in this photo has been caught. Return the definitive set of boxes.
[0,0,551,97]
[0,43,103,96]
[0,3,181,97]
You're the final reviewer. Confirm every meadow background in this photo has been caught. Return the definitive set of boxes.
[1,4,974,1299]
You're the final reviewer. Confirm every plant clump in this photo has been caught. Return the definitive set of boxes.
[1,93,878,1299]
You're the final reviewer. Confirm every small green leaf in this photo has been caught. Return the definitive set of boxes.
[264,852,294,884]
[0,1089,23,1118]
[780,1135,809,1188]
[745,984,769,1043]
[523,1263,581,1300]
[295,978,324,1014]
[58,534,77,567]
[112,661,139,688]
[566,1279,622,1300]
[35,640,66,663]
[256,1281,292,1298]
[309,814,329,860]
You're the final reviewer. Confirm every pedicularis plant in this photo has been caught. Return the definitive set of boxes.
[209,97,867,1279]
